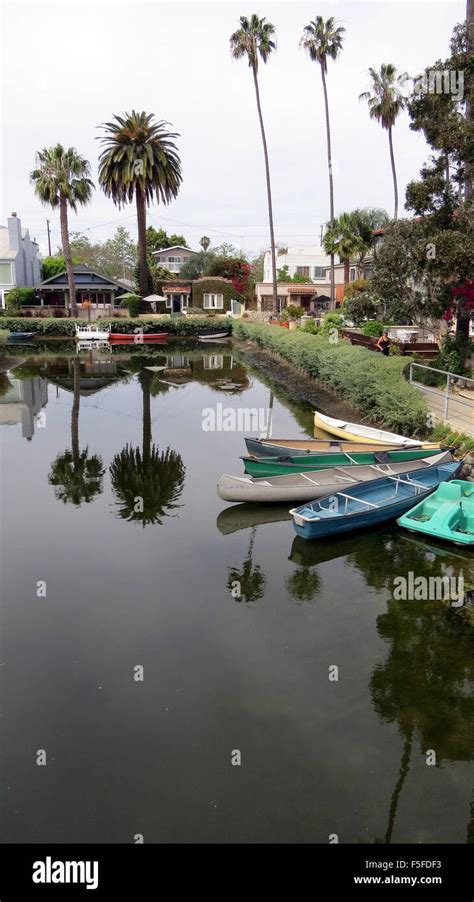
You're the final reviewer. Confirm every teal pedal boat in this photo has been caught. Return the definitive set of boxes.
[397,480,474,547]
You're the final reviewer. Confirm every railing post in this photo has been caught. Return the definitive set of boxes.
[444,373,450,419]
[409,362,413,384]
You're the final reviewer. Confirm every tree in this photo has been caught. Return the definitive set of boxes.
[230,14,278,313]
[48,358,105,505]
[323,211,364,285]
[105,226,137,281]
[179,250,211,280]
[41,256,70,280]
[31,145,94,316]
[145,225,187,253]
[301,16,345,306]
[359,64,410,219]
[200,235,211,252]
[98,111,182,297]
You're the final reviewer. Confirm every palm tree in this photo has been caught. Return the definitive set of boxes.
[301,16,345,308]
[97,111,182,297]
[31,146,94,316]
[110,368,185,526]
[323,212,364,286]
[48,358,105,505]
[230,15,278,314]
[200,235,211,253]
[359,65,410,220]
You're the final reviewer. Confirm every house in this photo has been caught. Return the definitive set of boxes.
[159,277,243,315]
[35,265,130,310]
[264,244,331,283]
[0,213,41,308]
[256,282,332,314]
[151,245,198,274]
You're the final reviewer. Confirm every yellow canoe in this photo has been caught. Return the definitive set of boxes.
[314,410,441,450]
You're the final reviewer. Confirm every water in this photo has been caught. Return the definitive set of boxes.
[1,342,473,844]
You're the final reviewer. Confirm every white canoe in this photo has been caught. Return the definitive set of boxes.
[75,326,110,341]
[217,451,452,504]
[314,410,435,447]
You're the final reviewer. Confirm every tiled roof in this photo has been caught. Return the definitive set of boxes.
[287,284,318,295]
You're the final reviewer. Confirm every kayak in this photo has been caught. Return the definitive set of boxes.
[218,451,453,504]
[109,332,168,343]
[244,436,424,457]
[241,446,448,478]
[290,460,461,540]
[397,479,474,546]
[314,410,437,448]
[197,330,230,341]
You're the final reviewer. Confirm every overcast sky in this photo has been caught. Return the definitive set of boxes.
[2,0,465,258]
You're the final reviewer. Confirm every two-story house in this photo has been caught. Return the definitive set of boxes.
[151,245,198,274]
[0,213,42,308]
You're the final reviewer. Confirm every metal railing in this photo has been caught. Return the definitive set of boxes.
[409,362,474,420]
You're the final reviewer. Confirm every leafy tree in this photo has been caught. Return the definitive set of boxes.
[230,14,278,313]
[98,111,182,297]
[178,250,211,280]
[145,225,187,253]
[324,211,364,284]
[41,256,70,280]
[301,16,345,305]
[31,145,94,315]
[5,287,36,314]
[359,64,410,219]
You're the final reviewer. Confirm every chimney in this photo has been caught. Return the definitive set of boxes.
[8,212,22,252]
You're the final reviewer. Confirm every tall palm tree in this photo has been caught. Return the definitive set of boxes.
[48,358,105,505]
[301,16,345,308]
[359,65,410,220]
[230,15,278,314]
[323,211,364,285]
[31,146,94,316]
[97,111,182,297]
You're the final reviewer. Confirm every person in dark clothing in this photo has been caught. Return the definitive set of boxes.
[376,331,392,356]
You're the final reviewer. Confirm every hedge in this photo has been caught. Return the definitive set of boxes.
[233,321,429,436]
[0,316,233,337]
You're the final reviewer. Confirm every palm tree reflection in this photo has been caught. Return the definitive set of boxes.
[227,527,266,603]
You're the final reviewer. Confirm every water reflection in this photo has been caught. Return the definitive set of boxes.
[109,366,185,527]
[0,374,48,440]
[48,358,105,505]
[226,526,266,603]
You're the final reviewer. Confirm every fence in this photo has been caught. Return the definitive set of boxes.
[408,361,474,421]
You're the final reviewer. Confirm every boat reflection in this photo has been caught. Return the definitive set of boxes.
[217,503,291,536]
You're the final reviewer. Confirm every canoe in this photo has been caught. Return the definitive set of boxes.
[314,410,437,447]
[244,437,424,457]
[242,446,448,478]
[290,460,462,540]
[8,332,37,341]
[397,479,474,546]
[75,326,110,340]
[218,451,454,504]
[109,332,168,343]
[197,331,230,341]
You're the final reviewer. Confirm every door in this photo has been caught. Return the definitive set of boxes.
[231,299,242,317]
[172,294,181,313]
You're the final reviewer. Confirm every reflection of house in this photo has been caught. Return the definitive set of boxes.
[0,376,48,440]
[35,265,130,310]
[0,213,41,307]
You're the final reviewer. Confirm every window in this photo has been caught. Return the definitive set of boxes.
[204,355,223,370]
[364,264,374,278]
[350,268,356,281]
[0,263,13,284]
[168,256,181,263]
[182,294,188,308]
[203,293,223,309]
[165,295,172,308]
[313,267,325,279]
[296,266,310,277]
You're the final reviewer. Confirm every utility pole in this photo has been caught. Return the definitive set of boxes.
[319,224,324,246]
[46,220,52,257]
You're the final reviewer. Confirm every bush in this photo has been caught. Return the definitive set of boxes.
[300,320,320,334]
[5,288,36,314]
[98,316,233,336]
[320,312,344,335]
[0,317,80,335]
[363,321,385,337]
[233,321,428,436]
[120,295,141,317]
[286,305,304,319]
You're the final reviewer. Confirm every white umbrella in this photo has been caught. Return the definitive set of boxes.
[143,294,166,303]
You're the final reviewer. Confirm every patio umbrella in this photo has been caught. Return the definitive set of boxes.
[143,294,166,303]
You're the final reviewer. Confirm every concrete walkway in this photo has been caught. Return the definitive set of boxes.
[413,381,474,435]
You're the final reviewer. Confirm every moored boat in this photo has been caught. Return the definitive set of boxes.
[218,451,454,504]
[244,436,424,457]
[314,410,437,448]
[242,446,449,478]
[75,325,110,341]
[290,460,461,540]
[397,480,474,546]
[197,330,230,341]
[109,332,168,343]
[7,331,37,342]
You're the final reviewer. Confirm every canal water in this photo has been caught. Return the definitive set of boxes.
[1,342,473,844]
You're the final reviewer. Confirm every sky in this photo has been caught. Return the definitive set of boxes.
[1,0,466,259]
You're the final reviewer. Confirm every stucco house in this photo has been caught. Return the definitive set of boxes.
[158,277,243,315]
[0,213,41,308]
[151,245,198,274]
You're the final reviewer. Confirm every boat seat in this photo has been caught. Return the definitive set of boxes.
[433,483,464,502]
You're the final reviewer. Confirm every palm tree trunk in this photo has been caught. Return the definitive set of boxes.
[252,66,278,315]
[388,126,398,220]
[384,729,412,844]
[142,370,152,466]
[59,194,77,316]
[71,357,80,466]
[320,64,336,308]
[466,0,474,200]
[343,258,350,285]
[136,185,149,298]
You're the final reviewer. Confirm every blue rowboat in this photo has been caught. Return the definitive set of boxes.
[290,460,461,540]
[8,331,37,341]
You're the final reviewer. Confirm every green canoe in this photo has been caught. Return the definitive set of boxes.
[397,479,474,546]
[242,446,447,478]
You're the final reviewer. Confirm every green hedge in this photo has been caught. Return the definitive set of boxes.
[233,321,428,436]
[0,316,233,337]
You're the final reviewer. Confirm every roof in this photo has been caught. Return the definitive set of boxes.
[151,245,196,255]
[37,264,130,290]
[287,285,319,295]
[162,284,192,292]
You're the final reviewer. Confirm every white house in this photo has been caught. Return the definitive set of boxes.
[264,244,331,283]
[151,245,198,274]
[0,213,41,307]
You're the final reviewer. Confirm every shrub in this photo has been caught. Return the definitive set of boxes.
[98,316,233,336]
[363,321,385,337]
[119,295,141,317]
[0,317,80,335]
[286,305,304,319]
[320,312,344,335]
[232,321,428,435]
[300,320,320,334]
[5,287,36,314]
